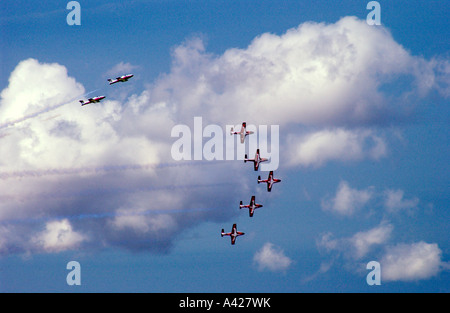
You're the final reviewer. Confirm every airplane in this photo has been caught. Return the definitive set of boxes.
[244,149,268,171]
[258,171,281,192]
[79,95,106,106]
[108,74,134,85]
[221,223,245,245]
[239,195,263,217]
[230,122,254,144]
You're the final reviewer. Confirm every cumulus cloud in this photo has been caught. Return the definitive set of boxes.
[253,242,293,272]
[349,223,393,259]
[381,241,446,282]
[321,181,374,216]
[0,58,241,255]
[0,58,84,125]
[32,219,86,253]
[318,222,393,260]
[384,189,419,213]
[288,128,387,168]
[149,16,438,127]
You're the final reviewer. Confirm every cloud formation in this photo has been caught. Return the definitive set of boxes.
[381,241,446,282]
[288,129,387,168]
[149,16,442,127]
[318,222,393,260]
[384,189,419,213]
[253,242,293,272]
[32,219,87,253]
[321,181,374,216]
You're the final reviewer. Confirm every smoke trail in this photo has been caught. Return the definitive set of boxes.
[0,88,101,130]
[0,181,234,203]
[0,160,225,180]
[0,205,224,226]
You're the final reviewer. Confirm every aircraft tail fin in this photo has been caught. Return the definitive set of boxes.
[221,229,224,237]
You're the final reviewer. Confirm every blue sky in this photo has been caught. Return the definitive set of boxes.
[0,1,449,292]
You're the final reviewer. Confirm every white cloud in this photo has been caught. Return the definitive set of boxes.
[349,223,393,259]
[322,181,374,216]
[111,212,177,234]
[318,222,393,260]
[0,58,84,125]
[288,129,387,168]
[32,219,86,253]
[253,242,293,272]
[105,62,138,78]
[381,241,445,282]
[384,189,419,213]
[149,16,437,127]
[0,58,241,255]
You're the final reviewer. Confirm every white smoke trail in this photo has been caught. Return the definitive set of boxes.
[0,201,226,226]
[0,160,224,180]
[0,181,233,203]
[0,88,101,130]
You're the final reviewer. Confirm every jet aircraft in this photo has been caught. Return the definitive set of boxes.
[230,122,254,144]
[221,224,245,245]
[258,171,281,192]
[108,74,134,85]
[239,196,263,217]
[79,95,106,106]
[244,149,268,171]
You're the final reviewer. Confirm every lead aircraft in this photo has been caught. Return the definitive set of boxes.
[221,224,245,245]
[244,149,268,171]
[239,195,263,217]
[258,171,281,192]
[230,122,254,144]
[108,74,134,85]
[79,95,106,106]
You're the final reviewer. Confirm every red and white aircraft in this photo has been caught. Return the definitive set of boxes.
[244,149,268,171]
[240,195,263,217]
[230,122,254,144]
[79,95,106,106]
[108,74,134,85]
[258,171,281,192]
[221,224,245,245]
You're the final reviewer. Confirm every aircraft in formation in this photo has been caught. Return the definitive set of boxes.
[258,171,281,192]
[108,74,134,85]
[79,95,106,106]
[80,74,134,106]
[230,122,254,144]
[244,148,268,171]
[240,195,263,217]
[221,224,245,245]
[222,135,281,244]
